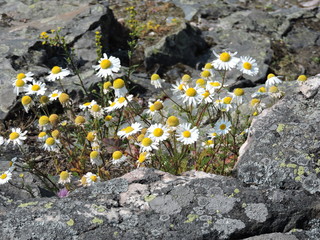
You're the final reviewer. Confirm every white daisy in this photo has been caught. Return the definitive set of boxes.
[15,72,34,82]
[12,79,27,95]
[90,151,103,166]
[139,137,159,152]
[176,123,199,145]
[104,115,113,127]
[215,97,233,112]
[137,152,150,165]
[25,81,47,96]
[166,116,180,130]
[181,86,203,106]
[105,100,118,113]
[207,130,218,139]
[202,62,214,77]
[117,122,142,139]
[38,131,48,142]
[237,56,259,76]
[111,151,127,165]
[6,128,27,146]
[214,119,231,135]
[39,95,49,108]
[171,80,187,94]
[49,90,62,101]
[79,100,97,111]
[47,66,71,82]
[0,136,4,146]
[103,81,112,94]
[202,139,215,149]
[113,78,128,97]
[93,53,121,78]
[0,171,12,185]
[84,172,100,186]
[115,94,133,109]
[146,99,164,117]
[230,88,244,105]
[21,95,34,113]
[89,104,104,119]
[251,86,268,98]
[200,90,214,104]
[196,78,207,88]
[206,81,222,92]
[58,171,71,185]
[38,116,52,130]
[268,86,284,99]
[147,123,170,142]
[265,73,282,88]
[212,50,239,70]
[150,74,165,88]
[43,137,60,152]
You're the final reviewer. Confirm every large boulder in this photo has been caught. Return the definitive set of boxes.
[0,168,319,240]
[234,76,320,194]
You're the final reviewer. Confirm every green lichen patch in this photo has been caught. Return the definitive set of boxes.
[92,204,106,212]
[276,123,285,133]
[91,217,104,224]
[184,214,199,223]
[44,202,53,209]
[18,201,38,208]
[66,219,75,226]
[144,194,156,202]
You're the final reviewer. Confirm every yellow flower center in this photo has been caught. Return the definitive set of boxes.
[153,101,163,110]
[90,151,99,159]
[211,132,217,137]
[118,97,126,103]
[138,152,147,163]
[49,114,59,125]
[45,137,55,145]
[243,62,252,70]
[110,102,116,107]
[167,116,179,127]
[21,96,32,105]
[59,93,69,103]
[103,81,112,89]
[83,102,91,107]
[86,132,95,142]
[219,124,226,130]
[250,98,260,106]
[112,151,123,160]
[90,175,98,182]
[40,95,49,104]
[17,73,26,80]
[124,126,134,133]
[182,131,191,138]
[204,63,213,69]
[51,93,58,98]
[137,133,145,142]
[178,84,185,91]
[233,88,244,96]
[201,70,211,78]
[185,88,197,97]
[141,137,152,147]
[75,116,85,124]
[100,59,112,69]
[105,115,112,121]
[258,87,266,93]
[267,73,275,79]
[149,105,155,112]
[59,171,69,180]
[81,176,87,185]
[51,130,60,138]
[210,81,221,87]
[38,132,47,138]
[223,97,232,104]
[0,173,7,179]
[151,74,160,81]
[297,75,307,81]
[269,86,278,93]
[182,74,191,82]
[113,79,125,89]
[219,52,231,62]
[51,66,62,74]
[206,140,213,145]
[39,116,49,126]
[196,78,206,86]
[91,104,101,112]
[153,128,164,137]
[15,79,25,87]
[202,91,210,98]
[9,132,20,140]
[31,85,40,91]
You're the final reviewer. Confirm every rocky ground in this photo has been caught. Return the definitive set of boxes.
[0,0,319,239]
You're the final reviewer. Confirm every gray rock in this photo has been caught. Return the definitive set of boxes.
[234,76,320,194]
[0,168,319,239]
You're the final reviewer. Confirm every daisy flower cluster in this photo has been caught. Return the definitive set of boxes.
[0,31,295,196]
